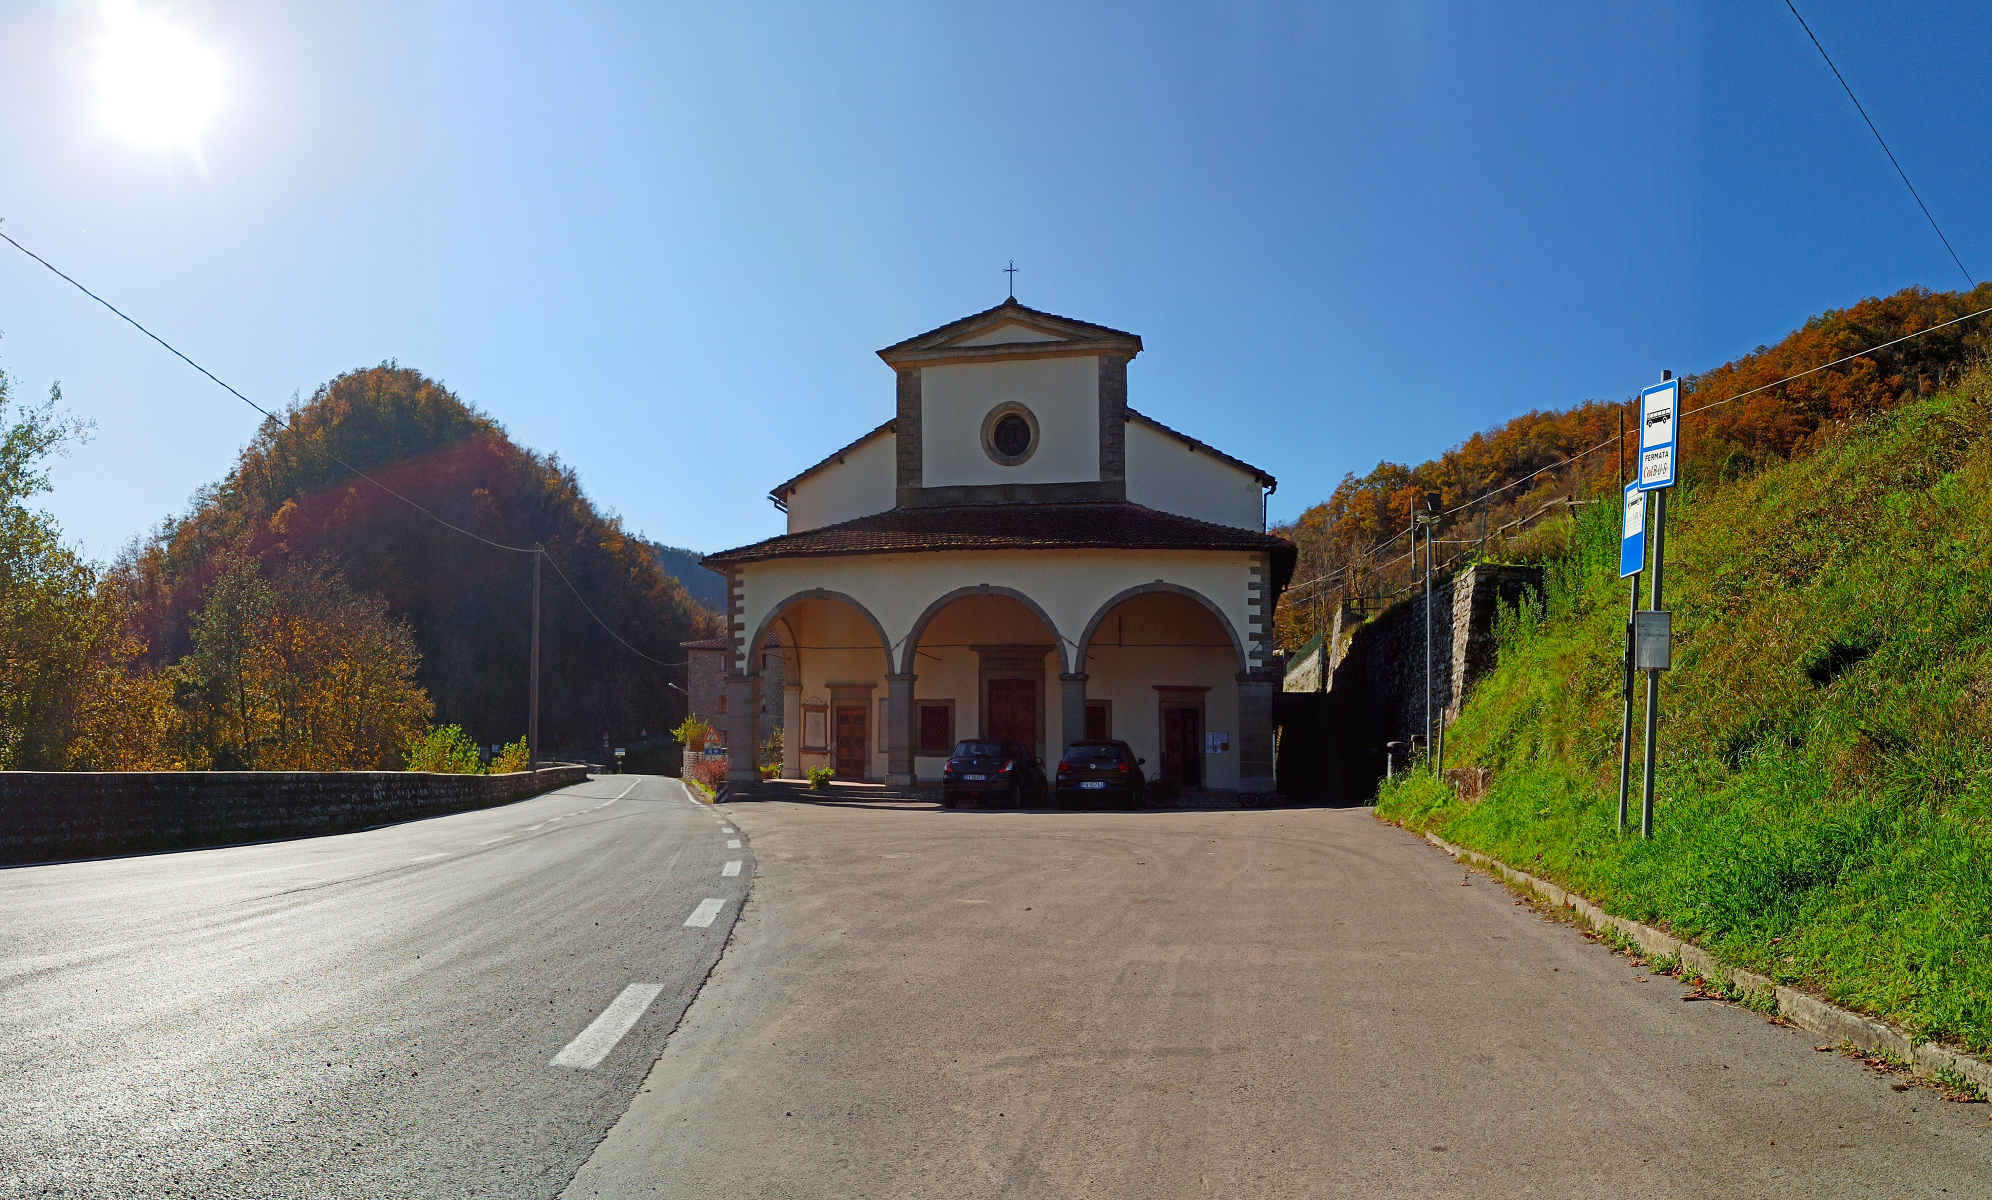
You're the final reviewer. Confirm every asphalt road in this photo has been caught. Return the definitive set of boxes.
[564,800,1992,1200]
[1,774,747,1199]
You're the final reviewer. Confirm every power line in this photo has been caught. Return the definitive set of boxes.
[1281,300,1992,600]
[1783,0,1974,288]
[1,224,689,670]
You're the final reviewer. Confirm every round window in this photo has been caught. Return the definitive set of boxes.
[991,413,1032,458]
[980,402,1040,466]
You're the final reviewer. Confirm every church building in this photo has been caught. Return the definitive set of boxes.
[703,298,1296,794]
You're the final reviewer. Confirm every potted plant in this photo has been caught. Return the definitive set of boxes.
[807,765,835,791]
[672,713,715,755]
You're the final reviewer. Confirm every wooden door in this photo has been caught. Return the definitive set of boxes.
[986,679,1036,752]
[1163,706,1204,787]
[835,704,867,779]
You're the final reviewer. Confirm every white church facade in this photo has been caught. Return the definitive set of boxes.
[704,298,1296,793]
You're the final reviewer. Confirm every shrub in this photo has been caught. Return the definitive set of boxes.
[404,723,481,773]
[807,765,835,790]
[686,753,727,795]
[489,736,530,773]
[672,713,715,746]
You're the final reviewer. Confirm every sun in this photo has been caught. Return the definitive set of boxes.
[97,2,221,146]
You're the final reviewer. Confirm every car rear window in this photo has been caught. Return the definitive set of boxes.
[1062,744,1125,764]
[953,741,1006,758]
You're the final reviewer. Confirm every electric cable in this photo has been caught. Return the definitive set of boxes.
[2,225,692,670]
[1784,0,1974,287]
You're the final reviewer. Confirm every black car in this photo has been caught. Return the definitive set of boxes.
[1055,740,1146,809]
[940,740,1047,808]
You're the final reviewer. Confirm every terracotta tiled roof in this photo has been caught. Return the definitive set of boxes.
[679,635,733,650]
[767,417,896,504]
[704,502,1297,587]
[876,296,1141,359]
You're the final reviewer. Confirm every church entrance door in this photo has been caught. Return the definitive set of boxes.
[1163,705,1204,787]
[834,704,868,779]
[986,679,1037,750]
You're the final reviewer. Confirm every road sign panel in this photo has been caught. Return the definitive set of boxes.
[1633,610,1672,670]
[1620,481,1646,578]
[1639,379,1679,490]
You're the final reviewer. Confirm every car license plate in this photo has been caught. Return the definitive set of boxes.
[1081,781,1106,790]
[963,774,986,781]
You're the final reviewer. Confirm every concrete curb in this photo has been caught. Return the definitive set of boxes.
[1417,828,1992,1095]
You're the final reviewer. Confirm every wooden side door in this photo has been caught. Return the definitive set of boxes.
[834,704,868,779]
[1163,705,1205,787]
[986,679,1036,751]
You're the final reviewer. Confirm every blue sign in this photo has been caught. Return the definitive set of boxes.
[1620,480,1646,578]
[1638,379,1680,490]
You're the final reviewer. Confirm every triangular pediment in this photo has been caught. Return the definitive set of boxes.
[878,297,1142,366]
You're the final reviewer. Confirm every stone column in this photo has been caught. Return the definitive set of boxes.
[782,684,802,779]
[725,673,760,788]
[1058,672,1089,758]
[885,673,917,788]
[1236,670,1277,795]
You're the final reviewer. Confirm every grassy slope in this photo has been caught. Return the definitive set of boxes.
[1380,368,1992,1055]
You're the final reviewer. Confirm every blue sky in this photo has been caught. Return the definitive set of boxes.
[1,1,1986,561]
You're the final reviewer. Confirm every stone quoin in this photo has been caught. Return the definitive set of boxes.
[703,298,1296,793]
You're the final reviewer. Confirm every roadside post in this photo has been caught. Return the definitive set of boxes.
[1616,480,1646,833]
[1416,491,1441,776]
[1635,373,1679,839]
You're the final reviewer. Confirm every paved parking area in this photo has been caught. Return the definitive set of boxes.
[564,800,1992,1199]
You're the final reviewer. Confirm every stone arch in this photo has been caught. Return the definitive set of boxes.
[899,585,1071,676]
[746,589,894,677]
[1076,582,1248,673]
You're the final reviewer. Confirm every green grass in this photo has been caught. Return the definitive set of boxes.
[1382,367,1992,1055]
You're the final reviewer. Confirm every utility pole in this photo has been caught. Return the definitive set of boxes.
[1616,408,1636,832]
[1417,491,1441,775]
[530,544,542,773]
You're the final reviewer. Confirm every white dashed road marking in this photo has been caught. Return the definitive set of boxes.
[684,898,726,928]
[409,853,447,863]
[720,826,736,834]
[551,983,665,1069]
[722,860,742,877]
[726,839,741,849]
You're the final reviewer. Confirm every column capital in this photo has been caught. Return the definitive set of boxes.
[1058,672,1090,683]
[885,672,918,684]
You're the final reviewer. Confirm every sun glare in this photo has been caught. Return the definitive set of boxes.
[98,2,221,146]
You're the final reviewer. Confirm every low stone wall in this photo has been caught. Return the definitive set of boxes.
[0,766,591,866]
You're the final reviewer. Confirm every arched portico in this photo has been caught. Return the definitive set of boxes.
[733,589,894,785]
[1069,582,1255,792]
[1075,581,1248,672]
[895,587,1070,784]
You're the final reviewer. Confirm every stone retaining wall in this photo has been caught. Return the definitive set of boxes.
[0,766,591,866]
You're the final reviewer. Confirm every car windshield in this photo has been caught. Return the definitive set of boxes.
[953,741,1006,759]
[1063,744,1125,764]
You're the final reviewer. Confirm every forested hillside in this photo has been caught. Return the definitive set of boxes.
[1276,283,1992,646]
[116,364,719,761]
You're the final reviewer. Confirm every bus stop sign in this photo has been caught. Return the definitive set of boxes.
[1640,378,1679,489]
[1620,481,1646,578]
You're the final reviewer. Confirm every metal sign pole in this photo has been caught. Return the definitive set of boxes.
[530,544,542,773]
[1641,489,1666,839]
[1634,369,1677,840]
[1617,569,1639,833]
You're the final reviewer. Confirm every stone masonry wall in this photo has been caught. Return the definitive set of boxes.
[0,766,590,866]
[1284,564,1540,800]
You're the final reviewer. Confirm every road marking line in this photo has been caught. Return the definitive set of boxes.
[606,779,641,803]
[409,853,447,863]
[551,983,665,1069]
[726,839,741,849]
[684,898,726,927]
[722,860,742,877]
[476,836,512,846]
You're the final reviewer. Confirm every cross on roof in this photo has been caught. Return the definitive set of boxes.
[1004,260,1017,298]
